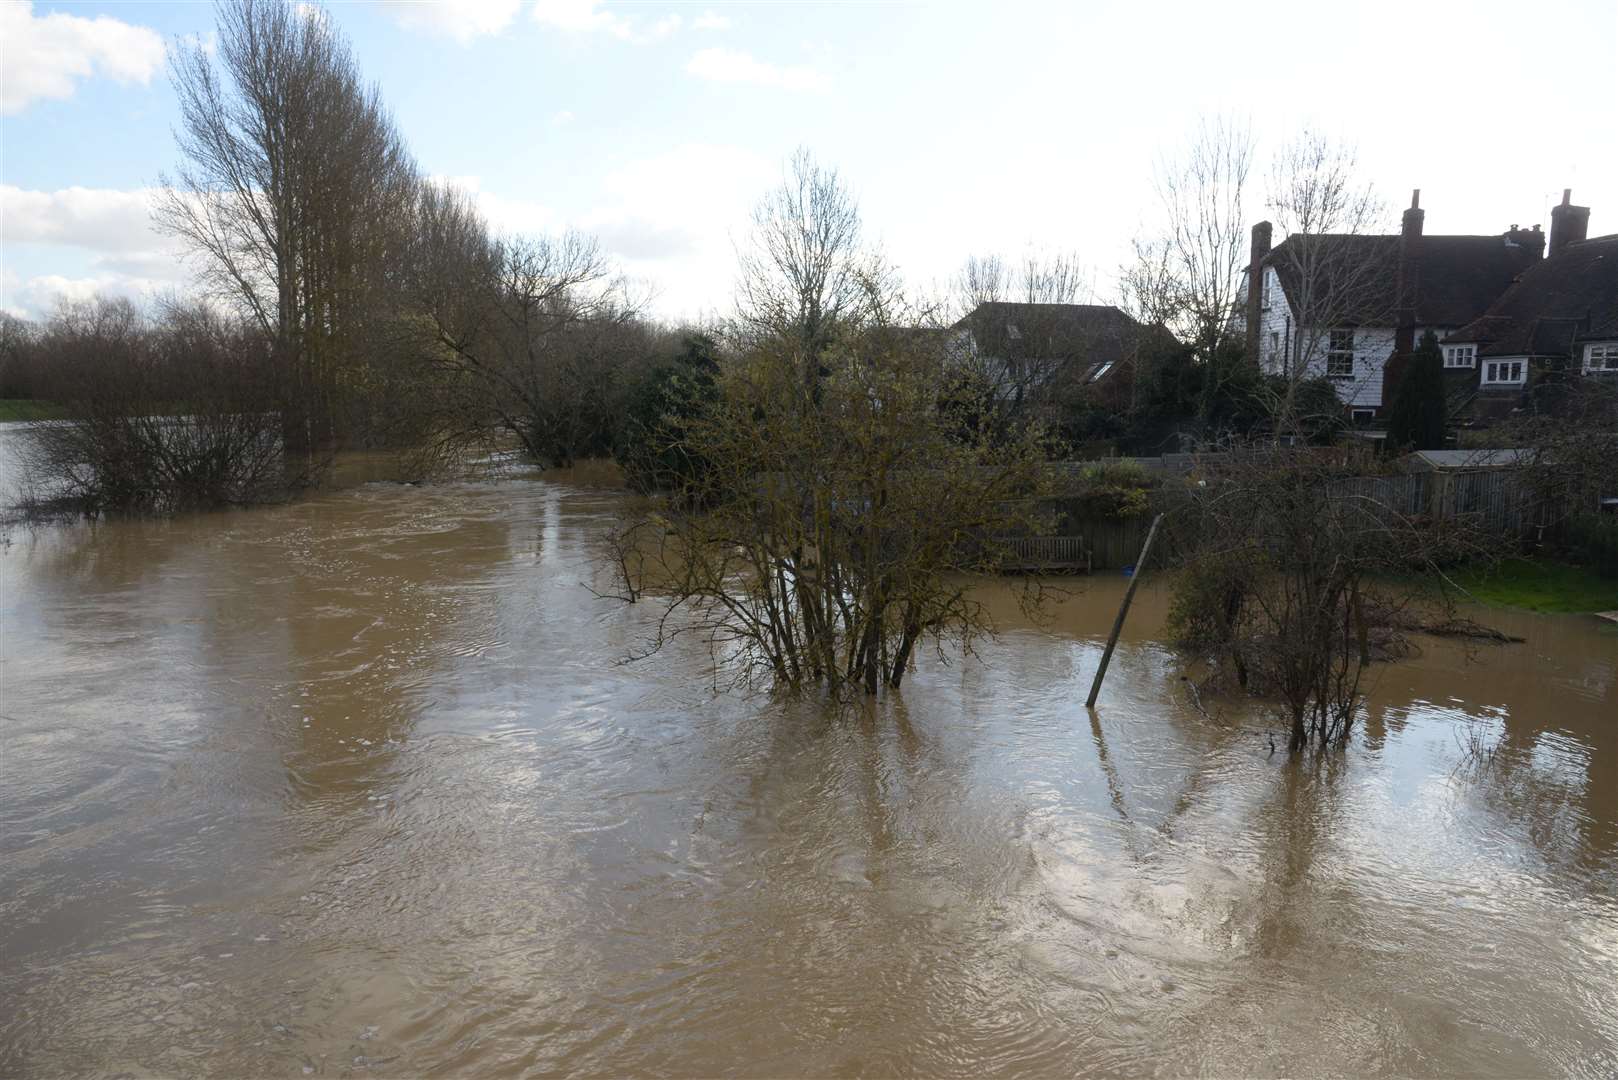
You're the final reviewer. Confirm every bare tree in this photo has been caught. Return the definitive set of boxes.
[0,313,43,400]
[1260,129,1387,433]
[156,0,418,454]
[1503,375,1618,525]
[735,148,883,384]
[1116,116,1256,429]
[1132,115,1255,359]
[1116,234,1181,331]
[951,248,1090,318]
[398,180,645,468]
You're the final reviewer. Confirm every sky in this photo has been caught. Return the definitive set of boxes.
[2,0,1616,322]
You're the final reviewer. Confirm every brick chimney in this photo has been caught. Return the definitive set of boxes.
[1394,189,1423,354]
[1244,220,1272,361]
[1549,189,1590,257]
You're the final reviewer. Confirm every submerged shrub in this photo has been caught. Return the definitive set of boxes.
[14,298,322,517]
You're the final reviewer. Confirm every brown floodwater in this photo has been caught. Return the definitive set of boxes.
[2,438,1616,1078]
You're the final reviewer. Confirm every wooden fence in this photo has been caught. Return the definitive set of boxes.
[997,465,1548,575]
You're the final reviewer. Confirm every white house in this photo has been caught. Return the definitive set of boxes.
[1242,190,1548,421]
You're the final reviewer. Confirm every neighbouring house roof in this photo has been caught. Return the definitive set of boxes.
[953,302,1180,387]
[1442,235,1618,358]
[1410,448,1531,470]
[1265,232,1538,328]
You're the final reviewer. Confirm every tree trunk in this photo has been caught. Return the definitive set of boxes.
[888,621,920,690]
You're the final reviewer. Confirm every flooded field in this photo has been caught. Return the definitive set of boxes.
[2,447,1616,1077]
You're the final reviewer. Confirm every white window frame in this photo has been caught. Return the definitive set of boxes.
[1583,342,1618,373]
[1326,329,1355,379]
[1443,344,1476,369]
[1482,358,1528,386]
[1261,272,1272,310]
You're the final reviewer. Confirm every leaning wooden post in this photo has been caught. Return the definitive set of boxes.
[1085,512,1164,709]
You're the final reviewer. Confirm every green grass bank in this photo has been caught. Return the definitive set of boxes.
[1449,557,1618,614]
[0,400,67,422]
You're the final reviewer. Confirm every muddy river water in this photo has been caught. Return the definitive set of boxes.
[2,450,1616,1077]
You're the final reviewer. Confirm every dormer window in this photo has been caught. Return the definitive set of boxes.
[1482,359,1527,386]
[1443,344,1476,369]
[1584,342,1618,373]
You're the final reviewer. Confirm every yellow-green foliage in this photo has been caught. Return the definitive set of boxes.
[1076,458,1153,519]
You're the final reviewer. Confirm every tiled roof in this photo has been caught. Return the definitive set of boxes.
[954,302,1165,372]
[1266,232,1538,328]
[1442,235,1618,357]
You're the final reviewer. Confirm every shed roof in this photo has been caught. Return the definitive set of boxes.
[1410,448,1530,470]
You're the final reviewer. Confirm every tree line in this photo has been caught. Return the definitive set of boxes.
[3,0,1420,516]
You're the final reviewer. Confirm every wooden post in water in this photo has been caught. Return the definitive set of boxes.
[1085,513,1164,709]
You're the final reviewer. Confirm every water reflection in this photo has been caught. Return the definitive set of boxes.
[1,462,1616,1077]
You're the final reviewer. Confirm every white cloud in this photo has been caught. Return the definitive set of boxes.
[692,10,731,31]
[649,13,682,39]
[531,0,632,39]
[383,0,522,44]
[427,175,558,237]
[3,272,178,318]
[551,109,575,126]
[0,185,177,254]
[0,185,190,317]
[590,217,698,261]
[685,48,826,93]
[580,143,775,316]
[0,2,165,115]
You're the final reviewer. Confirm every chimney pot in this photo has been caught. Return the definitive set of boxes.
[1411,188,1420,209]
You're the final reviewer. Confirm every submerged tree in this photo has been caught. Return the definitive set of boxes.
[16,297,313,515]
[615,313,1055,694]
[615,332,722,494]
[606,152,1060,693]
[1170,449,1481,751]
[396,180,645,468]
